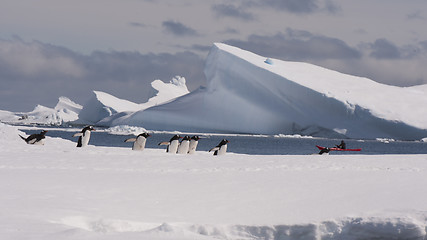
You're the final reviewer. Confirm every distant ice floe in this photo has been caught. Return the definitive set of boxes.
[57,214,427,239]
[104,125,148,135]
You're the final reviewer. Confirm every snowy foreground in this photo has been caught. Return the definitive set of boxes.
[1,123,427,239]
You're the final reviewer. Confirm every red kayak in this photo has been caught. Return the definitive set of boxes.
[316,145,362,152]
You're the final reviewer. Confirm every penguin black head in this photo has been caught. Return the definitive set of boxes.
[82,126,95,132]
[170,135,181,141]
[219,139,229,146]
[182,136,191,141]
[139,132,151,138]
[191,136,200,141]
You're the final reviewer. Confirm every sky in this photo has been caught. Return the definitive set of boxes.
[1,0,427,111]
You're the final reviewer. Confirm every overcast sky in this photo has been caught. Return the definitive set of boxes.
[1,0,427,111]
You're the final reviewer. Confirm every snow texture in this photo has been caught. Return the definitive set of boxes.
[118,43,427,140]
[1,122,427,240]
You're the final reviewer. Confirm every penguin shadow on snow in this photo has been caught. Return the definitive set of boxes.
[124,132,151,151]
[19,130,48,145]
[72,126,95,147]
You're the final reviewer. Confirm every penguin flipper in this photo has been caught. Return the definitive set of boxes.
[158,142,170,146]
[19,135,27,142]
[73,133,83,137]
[209,147,219,152]
[124,138,136,142]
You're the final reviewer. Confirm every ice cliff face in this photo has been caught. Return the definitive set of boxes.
[119,43,427,140]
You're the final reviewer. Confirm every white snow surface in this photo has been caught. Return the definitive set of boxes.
[118,43,427,140]
[76,76,189,125]
[1,122,427,239]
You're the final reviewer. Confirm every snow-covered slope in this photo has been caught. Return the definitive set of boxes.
[0,97,82,125]
[77,76,189,125]
[119,43,427,140]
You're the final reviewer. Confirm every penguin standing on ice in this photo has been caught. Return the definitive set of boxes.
[158,135,181,153]
[73,126,95,147]
[188,136,200,154]
[19,130,48,145]
[177,136,191,154]
[124,132,151,151]
[209,139,229,156]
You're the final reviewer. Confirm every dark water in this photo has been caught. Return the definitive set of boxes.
[21,128,427,155]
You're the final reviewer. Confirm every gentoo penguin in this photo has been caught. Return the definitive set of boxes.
[19,130,48,145]
[177,135,191,154]
[158,135,181,153]
[73,126,95,147]
[188,135,200,154]
[209,139,229,156]
[124,132,151,151]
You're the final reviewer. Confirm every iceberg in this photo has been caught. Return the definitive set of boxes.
[117,43,427,140]
[0,97,82,125]
[76,76,189,125]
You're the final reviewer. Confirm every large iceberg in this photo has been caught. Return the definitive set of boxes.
[117,43,427,140]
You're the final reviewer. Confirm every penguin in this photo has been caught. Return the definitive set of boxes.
[73,126,95,147]
[188,135,200,154]
[124,132,151,151]
[19,130,48,145]
[177,135,191,154]
[158,135,181,153]
[209,139,229,156]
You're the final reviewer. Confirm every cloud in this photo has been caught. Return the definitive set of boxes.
[211,4,255,20]
[0,38,206,112]
[222,29,427,87]
[369,38,401,59]
[225,29,361,60]
[129,22,148,28]
[244,0,340,14]
[162,20,199,37]
[407,11,425,20]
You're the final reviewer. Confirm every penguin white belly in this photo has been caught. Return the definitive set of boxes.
[216,145,227,155]
[168,140,179,153]
[133,137,147,151]
[81,131,91,147]
[177,141,190,154]
[188,140,198,154]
